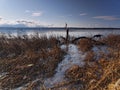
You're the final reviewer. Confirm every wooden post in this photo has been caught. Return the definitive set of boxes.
[65,23,68,44]
[66,28,69,44]
[65,23,69,51]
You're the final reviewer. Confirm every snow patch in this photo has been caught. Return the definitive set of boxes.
[44,44,86,88]
[92,45,109,60]
[0,72,7,79]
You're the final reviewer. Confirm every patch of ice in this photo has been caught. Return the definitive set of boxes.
[14,87,23,90]
[0,72,7,79]
[44,44,86,88]
[60,44,67,50]
[92,45,109,60]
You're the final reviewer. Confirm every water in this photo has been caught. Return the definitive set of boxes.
[0,28,120,37]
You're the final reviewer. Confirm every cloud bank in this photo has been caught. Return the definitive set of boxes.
[80,13,87,16]
[93,16,120,20]
[32,12,43,17]
[0,18,50,27]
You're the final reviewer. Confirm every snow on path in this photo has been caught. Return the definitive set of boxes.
[44,44,86,88]
[0,72,7,79]
[92,45,109,60]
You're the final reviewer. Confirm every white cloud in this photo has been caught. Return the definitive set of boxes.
[32,12,43,17]
[25,10,30,13]
[0,19,20,27]
[0,16,19,25]
[17,20,53,27]
[0,18,52,27]
[0,18,7,24]
[25,10,43,17]
[93,16,120,20]
[80,13,87,16]
[0,16,3,20]
[16,20,39,27]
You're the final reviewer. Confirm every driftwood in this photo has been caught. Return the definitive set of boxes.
[65,23,69,51]
[59,25,104,46]
[93,34,103,38]
[71,36,90,43]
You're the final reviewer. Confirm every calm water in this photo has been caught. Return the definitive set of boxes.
[0,28,120,37]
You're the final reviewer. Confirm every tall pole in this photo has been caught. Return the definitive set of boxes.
[66,28,69,44]
[65,23,69,51]
[65,23,67,30]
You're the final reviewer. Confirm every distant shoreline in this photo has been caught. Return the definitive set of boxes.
[0,27,120,30]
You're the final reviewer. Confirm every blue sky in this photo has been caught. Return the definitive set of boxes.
[0,0,120,27]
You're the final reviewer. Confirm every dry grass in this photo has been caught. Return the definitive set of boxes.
[0,35,65,89]
[44,34,120,90]
[77,38,93,52]
[64,56,120,90]
[84,50,95,62]
[0,34,120,90]
[64,34,120,90]
[102,34,120,48]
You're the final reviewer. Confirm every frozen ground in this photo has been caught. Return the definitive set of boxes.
[0,44,109,90]
[0,29,120,38]
[0,72,7,79]
[92,45,109,60]
[44,44,86,88]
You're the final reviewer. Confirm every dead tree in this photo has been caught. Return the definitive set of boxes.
[93,34,103,39]
[71,36,92,44]
[65,23,69,51]
[66,28,69,44]
[72,36,88,43]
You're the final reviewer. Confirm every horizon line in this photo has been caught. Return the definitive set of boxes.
[0,27,120,29]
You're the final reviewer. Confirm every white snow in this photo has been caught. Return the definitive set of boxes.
[1,29,120,38]
[44,44,86,88]
[0,72,7,79]
[92,45,109,60]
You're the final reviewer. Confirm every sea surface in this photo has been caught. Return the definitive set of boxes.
[0,27,120,37]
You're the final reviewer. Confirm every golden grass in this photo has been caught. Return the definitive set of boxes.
[0,35,65,89]
[77,38,93,52]
[64,34,120,90]
[0,34,120,90]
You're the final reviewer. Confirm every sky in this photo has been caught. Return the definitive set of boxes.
[0,0,120,27]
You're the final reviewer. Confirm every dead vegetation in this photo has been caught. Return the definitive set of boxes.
[64,34,120,90]
[0,34,120,90]
[0,35,65,89]
[77,38,93,52]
